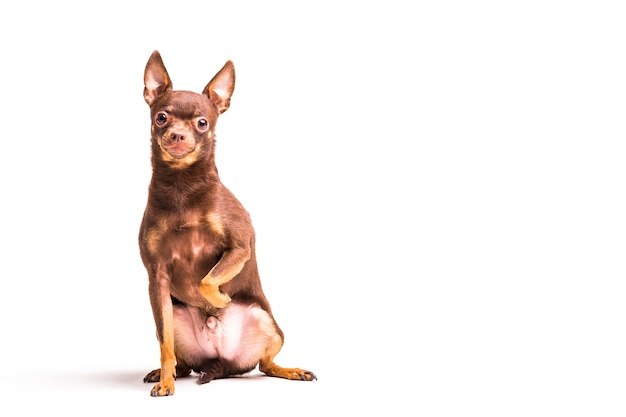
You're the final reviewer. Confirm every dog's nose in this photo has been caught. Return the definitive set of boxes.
[170,131,186,143]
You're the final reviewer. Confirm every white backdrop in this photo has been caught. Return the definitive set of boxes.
[0,1,624,415]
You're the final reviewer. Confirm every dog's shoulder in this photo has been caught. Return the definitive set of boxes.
[204,182,252,237]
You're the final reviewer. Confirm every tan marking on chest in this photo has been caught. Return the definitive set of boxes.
[206,212,225,237]
[146,211,205,255]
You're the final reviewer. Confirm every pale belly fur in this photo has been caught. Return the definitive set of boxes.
[173,302,278,370]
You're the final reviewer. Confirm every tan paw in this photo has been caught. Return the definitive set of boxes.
[200,283,231,308]
[150,381,175,397]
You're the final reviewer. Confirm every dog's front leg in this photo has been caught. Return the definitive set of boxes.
[148,268,177,396]
[200,245,250,308]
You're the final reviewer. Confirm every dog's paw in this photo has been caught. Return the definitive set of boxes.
[143,369,161,383]
[262,365,318,381]
[296,370,317,381]
[200,283,231,308]
[291,369,317,381]
[145,369,176,396]
[198,371,216,384]
[150,382,175,397]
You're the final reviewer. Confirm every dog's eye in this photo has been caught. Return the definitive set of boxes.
[197,117,209,132]
[155,112,168,126]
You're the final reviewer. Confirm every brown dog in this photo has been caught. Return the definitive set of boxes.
[138,50,316,397]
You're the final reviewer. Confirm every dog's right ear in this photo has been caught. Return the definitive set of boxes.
[144,50,172,106]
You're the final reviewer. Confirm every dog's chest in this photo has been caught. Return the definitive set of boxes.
[147,210,225,275]
[139,209,224,309]
[168,227,213,259]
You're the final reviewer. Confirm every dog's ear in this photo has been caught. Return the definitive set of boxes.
[203,61,235,114]
[144,50,172,106]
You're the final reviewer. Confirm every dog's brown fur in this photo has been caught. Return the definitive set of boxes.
[138,50,316,397]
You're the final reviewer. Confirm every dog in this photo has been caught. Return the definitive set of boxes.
[138,50,316,397]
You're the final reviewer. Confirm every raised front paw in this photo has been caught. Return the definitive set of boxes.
[200,282,231,308]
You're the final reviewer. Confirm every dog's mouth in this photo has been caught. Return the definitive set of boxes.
[158,137,202,168]
[163,141,195,158]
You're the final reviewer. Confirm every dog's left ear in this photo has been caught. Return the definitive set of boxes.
[144,50,172,106]
[203,61,235,114]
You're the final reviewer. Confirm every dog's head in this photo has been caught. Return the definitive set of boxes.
[143,50,235,169]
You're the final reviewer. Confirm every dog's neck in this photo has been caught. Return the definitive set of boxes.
[149,154,220,211]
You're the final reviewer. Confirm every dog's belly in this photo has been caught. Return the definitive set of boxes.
[173,302,277,370]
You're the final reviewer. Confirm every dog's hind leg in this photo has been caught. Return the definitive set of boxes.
[258,331,317,381]
[143,362,192,383]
